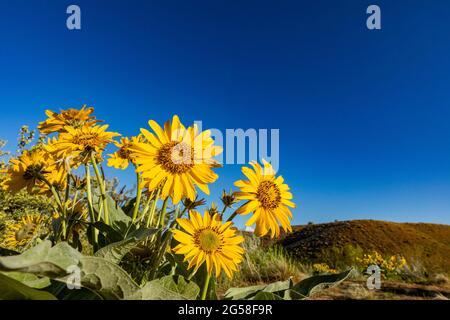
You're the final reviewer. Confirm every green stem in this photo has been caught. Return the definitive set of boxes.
[85,165,95,222]
[220,205,228,219]
[90,152,109,225]
[131,172,142,223]
[226,210,238,222]
[200,273,211,300]
[41,177,66,241]
[158,197,169,228]
[146,189,161,228]
[85,164,98,247]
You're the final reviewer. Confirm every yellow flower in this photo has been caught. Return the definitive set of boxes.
[1,149,64,195]
[130,115,222,204]
[107,136,143,170]
[46,125,120,163]
[2,214,45,248]
[313,263,337,274]
[234,160,295,238]
[172,210,244,278]
[38,105,100,134]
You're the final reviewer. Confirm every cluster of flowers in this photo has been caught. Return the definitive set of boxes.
[312,263,337,274]
[356,250,407,274]
[0,105,296,280]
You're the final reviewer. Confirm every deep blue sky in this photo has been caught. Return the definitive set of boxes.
[1,0,450,226]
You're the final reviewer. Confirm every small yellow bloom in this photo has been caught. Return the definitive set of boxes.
[234,160,296,238]
[38,105,100,134]
[172,210,244,278]
[107,136,143,170]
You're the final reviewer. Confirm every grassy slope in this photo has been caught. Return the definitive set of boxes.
[279,220,450,274]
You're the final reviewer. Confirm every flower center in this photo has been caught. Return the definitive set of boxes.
[195,228,222,253]
[257,180,282,210]
[23,164,44,180]
[15,223,36,241]
[118,145,131,159]
[72,133,103,150]
[65,119,85,128]
[157,141,194,174]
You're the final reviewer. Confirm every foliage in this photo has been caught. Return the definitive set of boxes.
[0,106,346,300]
[355,250,407,276]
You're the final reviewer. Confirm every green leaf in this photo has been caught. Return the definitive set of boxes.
[70,256,141,300]
[93,194,131,234]
[224,279,292,300]
[0,273,57,300]
[263,279,292,293]
[44,281,101,300]
[0,240,141,300]
[0,241,81,277]
[251,291,283,300]
[91,222,123,243]
[224,284,267,300]
[138,275,200,300]
[291,269,353,298]
[94,227,158,264]
[1,272,51,289]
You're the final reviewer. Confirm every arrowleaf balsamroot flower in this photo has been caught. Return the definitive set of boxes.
[130,115,222,204]
[1,148,65,194]
[38,105,100,134]
[234,160,296,238]
[107,136,143,170]
[172,210,244,278]
[2,214,45,249]
[46,125,120,163]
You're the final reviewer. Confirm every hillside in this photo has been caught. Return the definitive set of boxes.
[279,220,450,274]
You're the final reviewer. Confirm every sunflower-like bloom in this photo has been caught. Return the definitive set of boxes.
[46,125,120,163]
[130,115,222,204]
[1,149,65,194]
[38,105,100,134]
[234,160,296,238]
[107,136,143,170]
[2,214,45,248]
[172,211,244,278]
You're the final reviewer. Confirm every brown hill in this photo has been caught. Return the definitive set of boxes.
[278,220,450,274]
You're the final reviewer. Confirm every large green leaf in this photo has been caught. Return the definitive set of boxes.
[224,284,266,300]
[44,281,101,300]
[1,272,51,289]
[0,240,141,300]
[251,291,283,300]
[0,273,57,300]
[290,269,353,298]
[73,256,141,300]
[138,275,200,300]
[224,279,291,300]
[94,227,158,264]
[0,241,199,300]
[0,241,81,277]
[225,270,353,300]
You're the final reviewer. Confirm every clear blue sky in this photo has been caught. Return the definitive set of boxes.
[1,0,450,226]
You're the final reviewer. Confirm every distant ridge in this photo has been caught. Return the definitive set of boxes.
[279,220,450,274]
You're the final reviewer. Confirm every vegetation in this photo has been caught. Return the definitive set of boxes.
[280,220,450,276]
[0,106,350,300]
